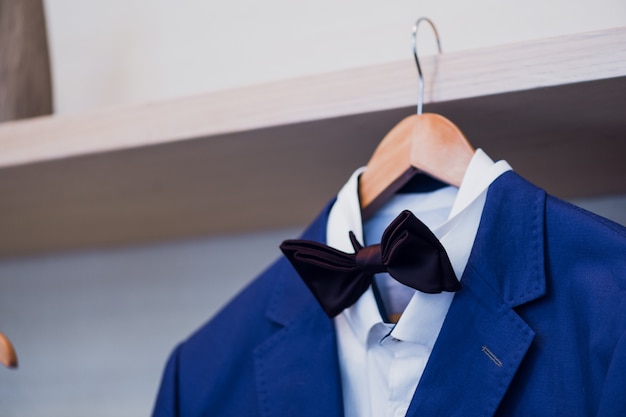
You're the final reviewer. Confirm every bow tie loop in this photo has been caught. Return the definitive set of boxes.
[280,210,460,318]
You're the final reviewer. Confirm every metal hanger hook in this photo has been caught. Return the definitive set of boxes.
[412,17,442,115]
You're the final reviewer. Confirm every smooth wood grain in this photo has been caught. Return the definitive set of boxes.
[359,113,474,213]
[0,332,18,368]
[0,27,624,168]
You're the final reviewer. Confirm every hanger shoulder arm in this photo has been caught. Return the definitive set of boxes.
[359,115,416,209]
[359,113,474,214]
[410,113,474,188]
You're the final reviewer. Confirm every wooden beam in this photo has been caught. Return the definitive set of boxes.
[0,27,624,168]
[0,28,624,258]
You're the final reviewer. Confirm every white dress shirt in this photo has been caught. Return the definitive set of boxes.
[326,149,512,417]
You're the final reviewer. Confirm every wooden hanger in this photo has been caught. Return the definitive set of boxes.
[0,331,18,368]
[359,18,475,219]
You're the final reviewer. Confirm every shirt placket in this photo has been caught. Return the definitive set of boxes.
[382,335,429,417]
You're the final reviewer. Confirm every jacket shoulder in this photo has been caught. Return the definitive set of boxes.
[153,257,304,416]
[545,195,626,264]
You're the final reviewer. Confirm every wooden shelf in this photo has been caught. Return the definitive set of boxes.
[0,27,625,258]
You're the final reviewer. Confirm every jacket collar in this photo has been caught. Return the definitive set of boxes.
[265,198,336,327]
[466,170,547,307]
[255,199,345,417]
[406,171,547,416]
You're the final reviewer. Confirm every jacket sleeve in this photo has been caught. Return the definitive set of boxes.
[152,344,183,417]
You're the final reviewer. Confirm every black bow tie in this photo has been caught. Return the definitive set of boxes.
[280,210,460,318]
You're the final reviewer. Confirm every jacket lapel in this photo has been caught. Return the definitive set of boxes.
[407,172,548,417]
[252,171,548,417]
[254,200,344,417]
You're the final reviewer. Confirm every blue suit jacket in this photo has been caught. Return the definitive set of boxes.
[153,172,626,416]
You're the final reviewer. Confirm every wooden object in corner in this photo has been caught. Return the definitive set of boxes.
[0,332,18,369]
[0,0,53,122]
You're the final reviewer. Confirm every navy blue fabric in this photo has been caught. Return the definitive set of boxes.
[152,172,626,417]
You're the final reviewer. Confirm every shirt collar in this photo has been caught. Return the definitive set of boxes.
[327,149,512,346]
[326,166,366,253]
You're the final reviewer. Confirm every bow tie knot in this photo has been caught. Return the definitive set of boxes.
[350,232,386,276]
[280,210,460,318]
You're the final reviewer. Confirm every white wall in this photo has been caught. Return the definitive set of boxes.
[1,2,625,416]
[44,0,626,114]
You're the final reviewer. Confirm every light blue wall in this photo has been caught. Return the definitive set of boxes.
[0,227,300,417]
